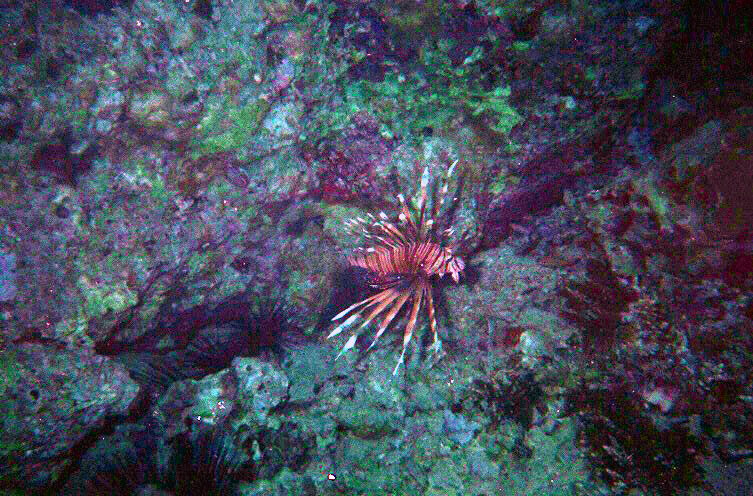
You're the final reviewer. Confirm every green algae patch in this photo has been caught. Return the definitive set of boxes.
[54,313,95,348]
[0,350,20,399]
[466,85,522,134]
[129,90,173,128]
[306,37,523,144]
[77,275,137,319]
[194,96,271,154]
[321,204,367,249]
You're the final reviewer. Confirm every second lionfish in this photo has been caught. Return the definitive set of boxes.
[328,160,465,374]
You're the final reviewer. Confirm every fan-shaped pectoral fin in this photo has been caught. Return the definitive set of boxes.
[329,286,401,339]
[366,289,411,352]
[393,286,423,375]
[327,313,360,339]
[358,288,400,330]
[330,291,382,322]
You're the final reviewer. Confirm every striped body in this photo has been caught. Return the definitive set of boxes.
[348,242,463,283]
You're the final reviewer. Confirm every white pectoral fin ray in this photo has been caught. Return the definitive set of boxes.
[366,290,411,352]
[393,347,406,375]
[331,299,367,322]
[448,159,458,177]
[335,334,358,360]
[327,313,359,339]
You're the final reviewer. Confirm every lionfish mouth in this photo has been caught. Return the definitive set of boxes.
[328,160,464,374]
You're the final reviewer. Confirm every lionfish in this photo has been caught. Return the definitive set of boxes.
[328,160,465,374]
